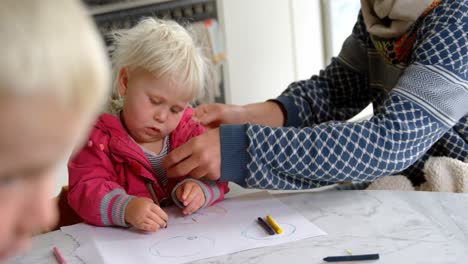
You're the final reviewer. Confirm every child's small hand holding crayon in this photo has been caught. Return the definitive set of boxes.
[125,197,168,232]
[175,181,205,215]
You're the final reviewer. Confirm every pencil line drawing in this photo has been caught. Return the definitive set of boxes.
[169,205,228,225]
[149,235,215,258]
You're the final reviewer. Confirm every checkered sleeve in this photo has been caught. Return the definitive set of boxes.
[275,13,377,127]
[220,1,467,189]
[241,92,450,189]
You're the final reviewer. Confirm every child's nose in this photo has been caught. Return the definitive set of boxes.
[154,109,168,122]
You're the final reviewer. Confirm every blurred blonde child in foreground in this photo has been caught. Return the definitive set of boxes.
[68,18,229,232]
[0,0,110,259]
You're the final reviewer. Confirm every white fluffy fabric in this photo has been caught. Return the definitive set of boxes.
[418,157,468,193]
[367,157,468,193]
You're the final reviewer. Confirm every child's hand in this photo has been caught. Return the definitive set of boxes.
[175,181,205,215]
[125,197,168,232]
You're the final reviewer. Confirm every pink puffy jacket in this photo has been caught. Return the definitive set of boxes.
[68,108,229,227]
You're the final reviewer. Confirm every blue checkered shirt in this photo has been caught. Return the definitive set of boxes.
[220,0,468,189]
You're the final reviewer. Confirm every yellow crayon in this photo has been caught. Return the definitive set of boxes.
[266,214,283,234]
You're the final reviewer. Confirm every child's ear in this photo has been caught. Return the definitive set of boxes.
[118,67,129,97]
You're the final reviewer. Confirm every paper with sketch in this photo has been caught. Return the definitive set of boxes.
[62,191,326,264]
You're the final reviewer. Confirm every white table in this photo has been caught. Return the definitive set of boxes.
[9,189,468,264]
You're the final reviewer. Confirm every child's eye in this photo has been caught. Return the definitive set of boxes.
[0,167,48,188]
[150,98,161,105]
[170,107,183,114]
[0,174,19,187]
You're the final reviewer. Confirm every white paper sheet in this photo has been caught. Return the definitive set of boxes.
[62,192,326,264]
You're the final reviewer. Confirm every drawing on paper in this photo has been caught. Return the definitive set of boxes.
[169,204,228,225]
[61,192,327,264]
[149,235,215,257]
[241,221,296,240]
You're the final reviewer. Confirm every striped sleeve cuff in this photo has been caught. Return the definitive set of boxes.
[171,178,222,210]
[100,189,135,227]
[199,179,223,207]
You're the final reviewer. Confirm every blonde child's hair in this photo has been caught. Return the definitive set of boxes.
[0,0,110,121]
[109,18,207,113]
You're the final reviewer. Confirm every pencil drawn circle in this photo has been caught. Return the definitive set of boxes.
[170,205,228,225]
[241,222,296,240]
[150,235,215,257]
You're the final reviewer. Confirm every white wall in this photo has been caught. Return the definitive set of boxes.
[219,0,324,105]
[290,0,324,80]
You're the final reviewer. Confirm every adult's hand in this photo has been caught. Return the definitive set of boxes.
[194,101,285,128]
[163,128,221,181]
[194,103,246,129]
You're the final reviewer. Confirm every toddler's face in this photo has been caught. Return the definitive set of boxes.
[119,68,191,144]
[0,97,84,259]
